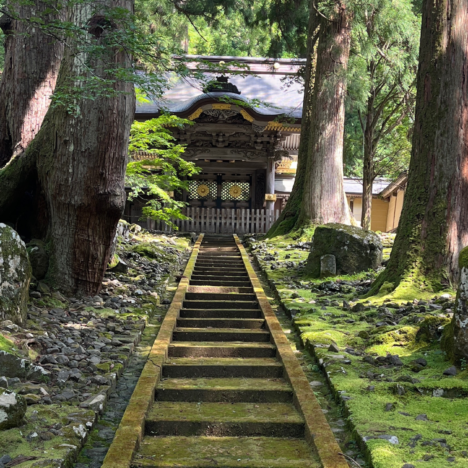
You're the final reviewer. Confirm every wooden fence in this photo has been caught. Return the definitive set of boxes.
[147,208,280,234]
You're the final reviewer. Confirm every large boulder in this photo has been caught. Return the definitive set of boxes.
[450,247,468,363]
[305,223,383,278]
[0,224,32,325]
[0,389,26,430]
[26,239,49,280]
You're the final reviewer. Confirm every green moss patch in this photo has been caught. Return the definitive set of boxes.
[248,233,464,468]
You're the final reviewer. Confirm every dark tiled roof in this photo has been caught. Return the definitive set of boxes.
[136,56,305,119]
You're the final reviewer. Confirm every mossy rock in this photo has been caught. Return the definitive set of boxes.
[369,326,418,346]
[441,320,455,361]
[459,246,468,269]
[304,223,383,278]
[416,315,451,342]
[0,390,27,430]
[0,224,32,325]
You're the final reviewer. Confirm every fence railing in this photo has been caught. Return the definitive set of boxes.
[147,208,280,234]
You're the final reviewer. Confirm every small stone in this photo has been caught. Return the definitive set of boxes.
[414,357,427,366]
[91,375,108,385]
[385,403,394,412]
[415,414,428,421]
[0,377,8,389]
[378,435,399,445]
[328,343,340,353]
[0,390,27,430]
[0,455,12,465]
[309,381,324,388]
[351,303,366,312]
[29,291,42,299]
[57,370,70,384]
[401,464,415,468]
[320,254,336,278]
[443,366,457,376]
[388,355,404,366]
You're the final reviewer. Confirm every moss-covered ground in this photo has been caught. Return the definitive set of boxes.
[247,233,466,468]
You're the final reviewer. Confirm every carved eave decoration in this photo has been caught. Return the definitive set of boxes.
[185,102,301,134]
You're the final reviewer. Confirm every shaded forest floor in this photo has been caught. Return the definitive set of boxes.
[246,234,466,468]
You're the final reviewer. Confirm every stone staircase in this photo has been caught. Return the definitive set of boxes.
[132,235,321,467]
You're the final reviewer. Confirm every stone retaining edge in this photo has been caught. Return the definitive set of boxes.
[234,235,348,468]
[101,234,204,468]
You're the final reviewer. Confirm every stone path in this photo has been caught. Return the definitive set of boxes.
[102,235,348,468]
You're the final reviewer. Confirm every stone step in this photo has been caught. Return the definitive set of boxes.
[190,279,252,287]
[177,318,265,329]
[179,308,263,319]
[187,286,254,294]
[192,269,248,276]
[172,328,270,342]
[162,357,282,378]
[145,401,304,437]
[191,274,249,281]
[194,265,246,271]
[134,436,319,468]
[185,293,257,301]
[156,377,292,403]
[183,300,258,310]
[168,342,276,358]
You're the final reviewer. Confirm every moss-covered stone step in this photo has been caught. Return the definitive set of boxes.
[133,436,320,468]
[168,341,277,358]
[190,279,252,287]
[177,318,265,329]
[192,270,248,277]
[180,309,263,319]
[172,328,270,342]
[193,267,247,274]
[156,377,292,402]
[185,293,257,301]
[162,357,282,378]
[188,286,254,294]
[145,401,304,437]
[183,300,259,310]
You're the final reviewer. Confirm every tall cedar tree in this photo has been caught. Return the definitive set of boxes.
[0,1,64,167]
[267,1,318,236]
[297,2,351,227]
[271,1,351,235]
[369,0,468,293]
[0,0,135,295]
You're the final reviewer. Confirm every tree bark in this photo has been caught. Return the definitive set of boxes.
[369,0,468,293]
[267,3,318,237]
[296,4,351,227]
[0,0,135,295]
[0,1,64,168]
[361,109,375,230]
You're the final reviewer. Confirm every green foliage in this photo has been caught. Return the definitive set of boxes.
[344,0,420,179]
[126,115,200,228]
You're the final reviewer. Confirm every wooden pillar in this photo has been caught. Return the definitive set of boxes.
[265,157,276,211]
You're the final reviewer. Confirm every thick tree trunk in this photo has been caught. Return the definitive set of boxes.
[296,5,351,227]
[370,0,468,293]
[0,0,135,295]
[361,118,375,230]
[267,4,318,237]
[0,1,63,168]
